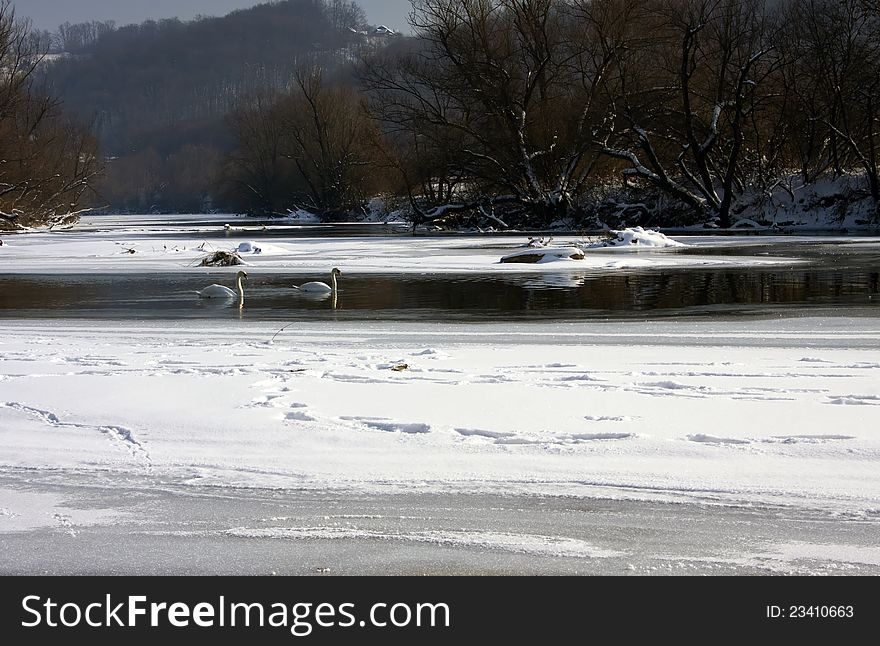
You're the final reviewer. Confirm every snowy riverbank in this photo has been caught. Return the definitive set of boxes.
[2,318,878,512]
[2,317,879,574]
[0,213,824,275]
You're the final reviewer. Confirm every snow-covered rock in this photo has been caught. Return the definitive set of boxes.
[235,241,287,255]
[585,227,686,248]
[237,241,262,254]
[500,247,585,263]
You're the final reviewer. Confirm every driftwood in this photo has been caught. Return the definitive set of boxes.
[198,250,245,267]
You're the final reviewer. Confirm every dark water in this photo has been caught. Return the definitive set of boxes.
[2,249,878,321]
[64,218,414,239]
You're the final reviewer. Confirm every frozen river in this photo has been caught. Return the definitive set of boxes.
[1,238,879,321]
[1,216,878,574]
[3,471,878,575]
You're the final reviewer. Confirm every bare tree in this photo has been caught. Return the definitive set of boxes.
[1,0,101,230]
[56,20,116,52]
[325,0,367,31]
[279,65,379,213]
[0,0,40,121]
[222,66,379,216]
[221,91,292,215]
[788,0,879,216]
[596,0,780,227]
[362,0,621,227]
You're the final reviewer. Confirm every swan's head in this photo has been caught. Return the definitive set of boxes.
[331,268,342,277]
[237,270,249,280]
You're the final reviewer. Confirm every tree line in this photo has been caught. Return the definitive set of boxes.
[0,0,100,230]
[39,0,371,217]
[229,0,879,228]
[6,0,880,229]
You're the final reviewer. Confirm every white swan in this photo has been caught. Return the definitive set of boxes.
[294,268,341,294]
[197,270,248,308]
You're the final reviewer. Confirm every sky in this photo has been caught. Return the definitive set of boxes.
[15,0,413,33]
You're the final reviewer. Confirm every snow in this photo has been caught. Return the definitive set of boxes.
[0,488,117,534]
[761,543,880,567]
[236,241,261,253]
[0,215,804,275]
[499,246,585,263]
[584,227,687,248]
[2,213,879,573]
[734,172,879,230]
[286,209,322,224]
[234,240,288,255]
[225,526,621,559]
[1,317,878,514]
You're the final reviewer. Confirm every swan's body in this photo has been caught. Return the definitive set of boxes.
[298,281,333,293]
[198,284,236,298]
[294,268,341,294]
[197,270,248,308]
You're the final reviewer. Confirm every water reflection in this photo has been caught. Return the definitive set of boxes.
[520,273,589,290]
[1,262,878,321]
[292,290,333,302]
[290,289,338,310]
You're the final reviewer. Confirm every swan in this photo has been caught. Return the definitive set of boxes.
[294,268,341,294]
[197,270,248,308]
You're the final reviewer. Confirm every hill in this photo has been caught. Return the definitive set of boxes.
[40,0,376,212]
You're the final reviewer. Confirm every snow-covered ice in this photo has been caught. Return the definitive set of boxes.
[0,213,812,275]
[2,214,879,574]
[1,318,878,514]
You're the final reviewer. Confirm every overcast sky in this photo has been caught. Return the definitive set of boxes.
[15,0,413,33]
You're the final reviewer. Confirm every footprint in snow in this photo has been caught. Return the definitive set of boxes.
[557,374,603,383]
[325,373,391,384]
[1,402,151,465]
[455,428,517,440]
[343,416,431,434]
[410,349,449,360]
[285,411,316,422]
[631,381,714,398]
[283,403,315,422]
[569,433,635,441]
[825,394,880,406]
[687,434,750,445]
[763,434,856,444]
[246,393,287,408]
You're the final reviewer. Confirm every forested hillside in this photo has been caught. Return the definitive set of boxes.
[40,0,377,213]
[11,0,880,230]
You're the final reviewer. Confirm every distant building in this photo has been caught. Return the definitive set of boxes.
[347,24,399,44]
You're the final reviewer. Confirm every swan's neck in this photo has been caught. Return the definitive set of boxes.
[237,275,245,308]
[331,272,337,293]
